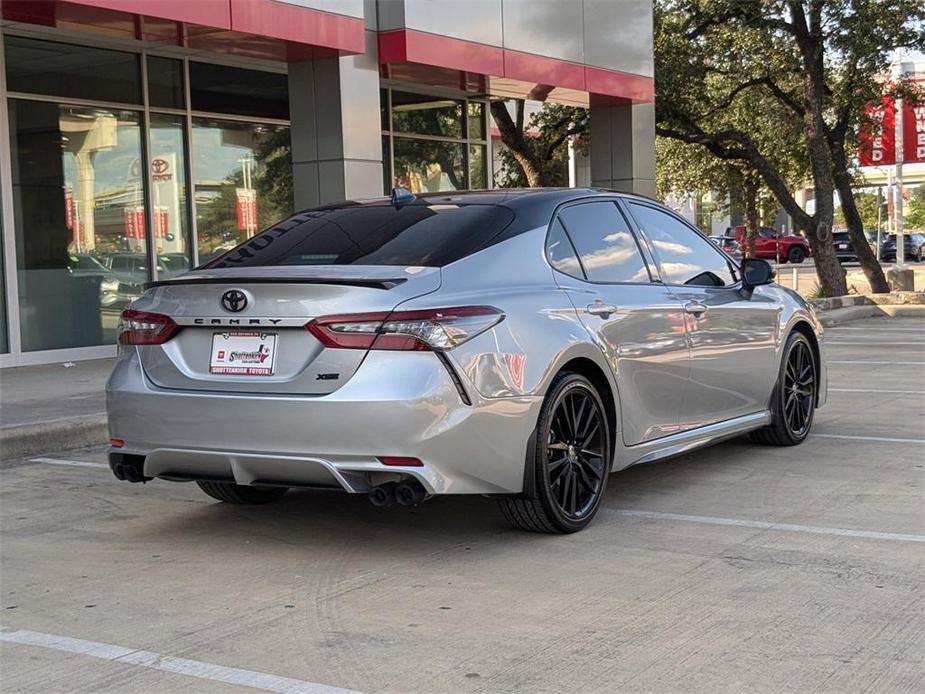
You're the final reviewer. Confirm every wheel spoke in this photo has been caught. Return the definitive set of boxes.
[578,457,603,481]
[547,442,569,451]
[578,420,600,449]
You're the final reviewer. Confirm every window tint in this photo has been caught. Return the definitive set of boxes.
[4,35,141,104]
[546,219,583,278]
[147,56,184,109]
[558,202,649,283]
[628,203,736,287]
[205,204,515,269]
[189,62,288,119]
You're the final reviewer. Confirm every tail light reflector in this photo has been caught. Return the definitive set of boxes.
[118,309,179,345]
[377,456,423,467]
[306,306,503,352]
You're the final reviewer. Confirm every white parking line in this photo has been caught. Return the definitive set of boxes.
[605,509,925,543]
[829,360,925,365]
[829,388,925,394]
[827,327,925,332]
[813,433,925,444]
[0,628,359,694]
[29,457,108,469]
[826,341,925,346]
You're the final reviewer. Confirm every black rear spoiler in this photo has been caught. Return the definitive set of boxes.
[145,276,407,291]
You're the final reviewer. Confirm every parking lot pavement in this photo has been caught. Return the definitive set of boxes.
[2,316,923,693]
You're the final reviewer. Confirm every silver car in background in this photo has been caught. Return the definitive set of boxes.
[107,189,826,533]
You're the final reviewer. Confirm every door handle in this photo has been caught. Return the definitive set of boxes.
[587,301,618,317]
[683,301,709,317]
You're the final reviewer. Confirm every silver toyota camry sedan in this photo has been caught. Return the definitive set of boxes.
[107,188,826,533]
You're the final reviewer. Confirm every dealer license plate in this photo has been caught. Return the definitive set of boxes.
[209,331,277,375]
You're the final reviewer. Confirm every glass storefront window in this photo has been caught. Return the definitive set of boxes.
[391,91,463,138]
[393,138,465,193]
[4,35,142,104]
[189,62,289,120]
[147,57,185,110]
[0,187,8,353]
[150,114,192,276]
[469,145,487,190]
[8,100,146,351]
[192,119,293,264]
[467,102,485,140]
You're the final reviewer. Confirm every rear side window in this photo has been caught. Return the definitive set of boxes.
[557,201,650,283]
[545,219,583,278]
[204,203,515,269]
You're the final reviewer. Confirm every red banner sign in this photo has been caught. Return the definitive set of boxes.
[904,102,925,164]
[235,188,258,234]
[123,207,146,239]
[858,96,895,166]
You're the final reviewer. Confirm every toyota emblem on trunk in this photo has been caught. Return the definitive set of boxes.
[221,290,248,313]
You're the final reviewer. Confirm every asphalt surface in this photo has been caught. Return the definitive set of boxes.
[1,315,923,693]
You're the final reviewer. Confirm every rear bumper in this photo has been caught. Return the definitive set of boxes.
[106,351,541,495]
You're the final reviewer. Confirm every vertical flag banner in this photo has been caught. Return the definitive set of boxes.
[858,96,895,166]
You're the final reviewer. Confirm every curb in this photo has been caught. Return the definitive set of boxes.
[817,303,925,327]
[0,414,108,460]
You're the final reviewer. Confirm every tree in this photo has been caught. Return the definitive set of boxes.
[833,191,885,230]
[654,0,924,297]
[491,99,588,187]
[657,136,789,257]
[905,185,925,231]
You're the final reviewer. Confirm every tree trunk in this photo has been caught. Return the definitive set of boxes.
[489,100,553,187]
[831,154,890,293]
[743,175,759,258]
[790,0,848,297]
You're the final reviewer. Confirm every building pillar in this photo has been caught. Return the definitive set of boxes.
[288,30,383,209]
[589,100,655,197]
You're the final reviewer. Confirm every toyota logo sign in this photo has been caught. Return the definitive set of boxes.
[152,158,169,174]
[221,290,248,313]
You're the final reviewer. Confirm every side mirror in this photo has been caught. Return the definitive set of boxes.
[741,258,775,297]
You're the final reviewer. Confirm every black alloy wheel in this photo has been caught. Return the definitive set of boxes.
[788,245,806,264]
[499,373,610,533]
[751,331,816,446]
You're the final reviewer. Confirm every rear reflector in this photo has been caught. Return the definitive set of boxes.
[110,438,125,448]
[118,309,179,345]
[306,306,503,351]
[377,456,423,467]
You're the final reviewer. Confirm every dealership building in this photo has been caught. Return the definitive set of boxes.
[0,0,654,366]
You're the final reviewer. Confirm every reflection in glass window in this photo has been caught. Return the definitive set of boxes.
[391,91,463,138]
[469,145,487,189]
[467,102,485,139]
[4,35,141,104]
[393,138,464,193]
[147,56,185,109]
[189,62,289,120]
[628,203,735,287]
[150,115,191,275]
[558,202,649,283]
[8,100,145,350]
[546,219,583,278]
[0,188,7,353]
[192,119,293,264]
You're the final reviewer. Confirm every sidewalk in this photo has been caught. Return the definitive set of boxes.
[0,358,114,459]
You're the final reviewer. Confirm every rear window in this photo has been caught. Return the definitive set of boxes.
[203,203,515,269]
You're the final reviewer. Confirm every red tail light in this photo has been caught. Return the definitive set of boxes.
[377,456,423,467]
[118,309,179,345]
[306,306,503,352]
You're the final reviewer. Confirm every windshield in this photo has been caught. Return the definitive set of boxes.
[204,203,516,269]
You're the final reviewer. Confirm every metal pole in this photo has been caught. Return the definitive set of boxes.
[894,48,905,269]
[876,185,882,262]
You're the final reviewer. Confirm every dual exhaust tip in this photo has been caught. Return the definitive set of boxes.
[368,480,430,508]
[109,453,151,484]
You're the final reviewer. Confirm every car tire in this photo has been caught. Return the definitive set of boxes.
[787,246,806,264]
[196,481,289,504]
[750,331,817,446]
[499,372,611,534]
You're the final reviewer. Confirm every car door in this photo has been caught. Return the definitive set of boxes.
[548,200,690,446]
[625,201,779,429]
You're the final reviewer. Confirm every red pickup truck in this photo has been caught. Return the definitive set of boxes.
[729,226,811,264]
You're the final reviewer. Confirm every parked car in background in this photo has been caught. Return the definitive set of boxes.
[158,253,191,278]
[107,188,827,534]
[880,233,923,263]
[912,234,925,263]
[67,253,122,307]
[709,235,742,262]
[728,225,811,264]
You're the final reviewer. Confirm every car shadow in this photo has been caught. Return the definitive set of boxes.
[129,437,760,555]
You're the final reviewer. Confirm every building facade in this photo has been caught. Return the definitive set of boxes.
[0,0,654,367]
